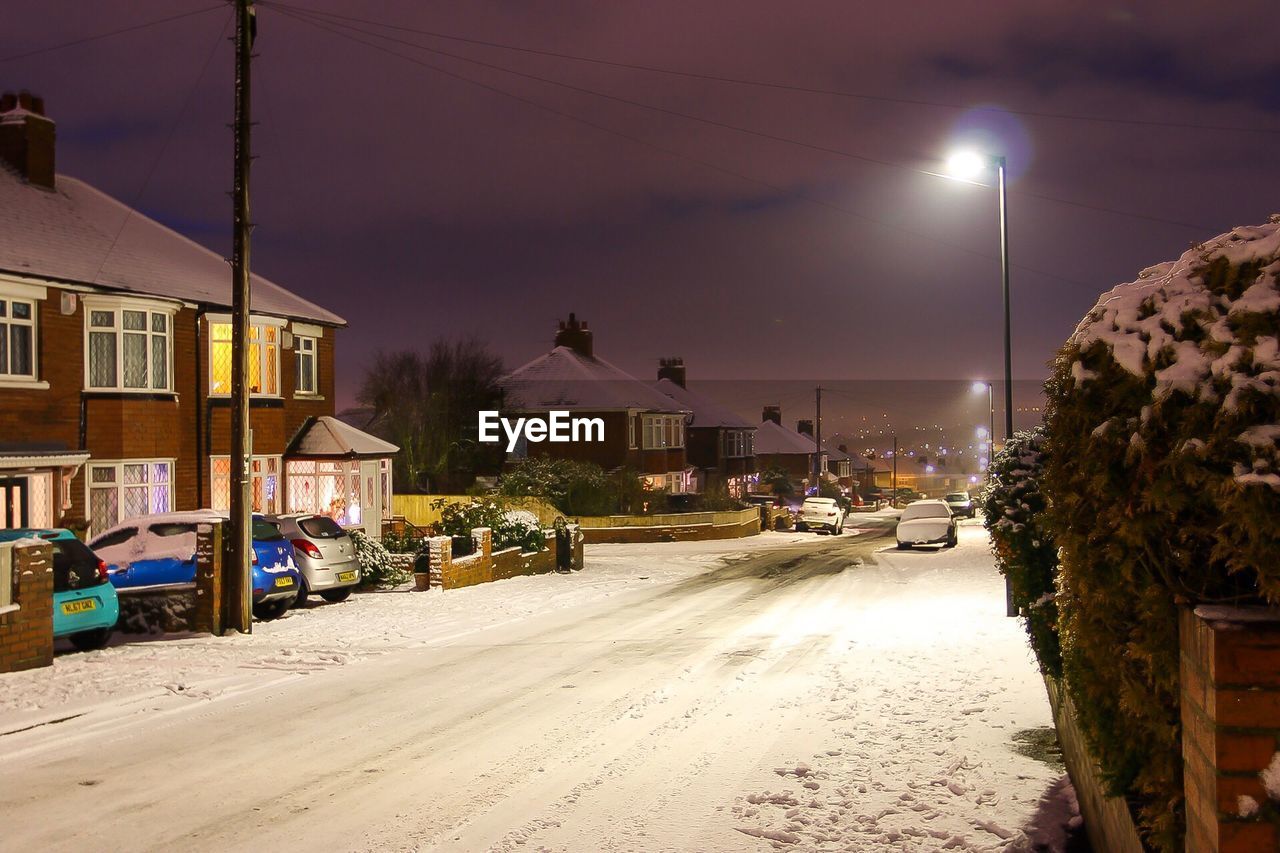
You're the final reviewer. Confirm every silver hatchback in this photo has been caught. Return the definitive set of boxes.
[266,514,362,605]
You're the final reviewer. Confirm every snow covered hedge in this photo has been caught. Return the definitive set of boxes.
[978,427,1060,677]
[1043,219,1280,851]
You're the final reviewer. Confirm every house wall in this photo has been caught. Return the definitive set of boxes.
[0,282,339,527]
[515,410,687,477]
[755,452,813,483]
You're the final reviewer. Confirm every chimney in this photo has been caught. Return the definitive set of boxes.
[657,357,686,388]
[0,91,55,190]
[762,405,781,426]
[554,312,593,358]
[797,419,814,437]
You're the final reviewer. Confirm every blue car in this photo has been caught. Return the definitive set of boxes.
[89,510,301,620]
[0,528,120,651]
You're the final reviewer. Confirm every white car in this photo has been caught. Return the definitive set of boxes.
[895,500,957,549]
[798,497,845,534]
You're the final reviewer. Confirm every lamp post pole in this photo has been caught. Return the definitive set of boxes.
[996,156,1014,445]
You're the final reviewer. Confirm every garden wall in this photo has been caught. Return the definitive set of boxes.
[0,541,53,674]
[428,525,582,591]
[576,508,760,544]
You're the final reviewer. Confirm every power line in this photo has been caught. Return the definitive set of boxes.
[259,0,1280,138]
[265,5,1095,290]
[0,4,226,64]
[264,2,1216,234]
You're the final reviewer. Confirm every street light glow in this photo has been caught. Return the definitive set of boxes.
[971,380,989,395]
[946,149,986,181]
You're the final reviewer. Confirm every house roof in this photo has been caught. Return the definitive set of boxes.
[0,164,344,325]
[754,419,818,456]
[287,416,399,458]
[652,379,753,429]
[501,346,687,412]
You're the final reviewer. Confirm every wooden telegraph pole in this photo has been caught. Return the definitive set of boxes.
[813,386,822,494]
[227,0,256,633]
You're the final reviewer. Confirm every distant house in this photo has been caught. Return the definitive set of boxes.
[651,358,755,495]
[500,313,693,492]
[0,91,395,536]
[753,407,823,493]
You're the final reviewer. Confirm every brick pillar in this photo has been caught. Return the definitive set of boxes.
[193,521,225,635]
[427,536,451,590]
[569,524,584,570]
[0,542,54,673]
[1180,606,1280,852]
[473,527,492,561]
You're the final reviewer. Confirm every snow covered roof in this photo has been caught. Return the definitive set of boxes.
[754,419,818,456]
[287,416,399,459]
[652,379,753,429]
[0,163,344,325]
[502,346,687,413]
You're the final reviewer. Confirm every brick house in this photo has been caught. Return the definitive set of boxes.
[0,92,395,536]
[500,314,692,492]
[651,358,755,495]
[753,406,824,494]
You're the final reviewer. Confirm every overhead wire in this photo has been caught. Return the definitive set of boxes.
[0,4,227,64]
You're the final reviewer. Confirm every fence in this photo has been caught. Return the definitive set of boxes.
[392,494,563,528]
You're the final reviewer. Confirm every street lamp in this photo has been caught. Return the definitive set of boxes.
[972,380,995,467]
[950,152,1014,445]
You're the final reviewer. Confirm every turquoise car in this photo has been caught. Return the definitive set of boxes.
[0,529,119,651]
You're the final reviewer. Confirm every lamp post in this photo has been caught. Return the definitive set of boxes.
[948,152,1014,444]
[972,380,995,472]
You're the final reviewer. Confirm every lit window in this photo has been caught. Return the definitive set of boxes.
[286,459,362,526]
[0,296,35,379]
[85,304,172,392]
[209,455,282,513]
[87,459,172,535]
[295,335,317,394]
[208,320,282,396]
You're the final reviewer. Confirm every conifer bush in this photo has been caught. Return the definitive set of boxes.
[1043,220,1280,850]
[978,427,1061,676]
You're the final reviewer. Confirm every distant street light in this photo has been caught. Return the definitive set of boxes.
[972,381,996,469]
[949,153,1014,446]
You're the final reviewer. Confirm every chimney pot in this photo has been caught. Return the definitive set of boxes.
[762,406,781,426]
[553,311,593,358]
[657,356,687,388]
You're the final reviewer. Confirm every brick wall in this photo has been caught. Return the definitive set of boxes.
[1180,606,1280,852]
[432,526,572,590]
[0,542,54,673]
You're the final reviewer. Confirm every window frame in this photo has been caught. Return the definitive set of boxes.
[85,458,175,536]
[294,334,318,396]
[0,293,37,382]
[209,454,283,514]
[206,314,286,398]
[641,414,685,450]
[81,296,177,394]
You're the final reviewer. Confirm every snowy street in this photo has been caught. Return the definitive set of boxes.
[0,518,1061,852]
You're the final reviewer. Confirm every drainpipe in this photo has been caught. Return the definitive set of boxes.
[194,310,204,506]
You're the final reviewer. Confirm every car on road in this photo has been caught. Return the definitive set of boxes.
[943,491,976,519]
[0,528,120,651]
[895,500,958,549]
[265,513,361,606]
[90,510,301,620]
[797,496,845,534]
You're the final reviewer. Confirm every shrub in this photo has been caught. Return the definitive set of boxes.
[381,529,424,555]
[1043,220,1280,851]
[350,530,411,589]
[432,497,546,552]
[497,457,615,516]
[978,427,1061,676]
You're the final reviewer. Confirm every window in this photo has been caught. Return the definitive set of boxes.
[85,303,173,392]
[295,335,317,395]
[286,459,362,526]
[641,414,685,450]
[722,430,751,458]
[87,460,173,535]
[628,414,637,449]
[0,296,35,379]
[209,455,281,513]
[208,319,282,396]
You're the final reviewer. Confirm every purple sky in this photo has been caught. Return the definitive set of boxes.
[7,1,1279,407]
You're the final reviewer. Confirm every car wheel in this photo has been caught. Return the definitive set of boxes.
[292,576,310,608]
[947,529,958,547]
[896,542,910,550]
[254,600,289,621]
[796,522,808,532]
[69,627,113,652]
[321,587,353,604]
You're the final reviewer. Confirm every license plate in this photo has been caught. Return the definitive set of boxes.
[61,599,97,615]
[274,576,294,588]
[337,570,357,583]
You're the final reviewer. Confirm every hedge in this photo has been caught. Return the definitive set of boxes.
[1043,219,1280,850]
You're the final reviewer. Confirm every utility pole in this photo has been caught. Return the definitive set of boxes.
[814,385,822,494]
[997,156,1014,445]
[891,435,898,508]
[227,0,256,634]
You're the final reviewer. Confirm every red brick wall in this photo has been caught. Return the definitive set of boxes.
[0,542,54,673]
[515,410,688,477]
[1180,606,1280,852]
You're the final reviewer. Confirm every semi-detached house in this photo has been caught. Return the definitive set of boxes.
[0,92,395,536]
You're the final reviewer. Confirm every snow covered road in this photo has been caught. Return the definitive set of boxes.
[0,519,1060,851]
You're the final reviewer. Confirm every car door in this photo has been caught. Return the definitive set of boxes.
[130,522,199,588]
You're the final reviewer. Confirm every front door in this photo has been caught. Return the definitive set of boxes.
[0,477,29,529]
[359,460,381,536]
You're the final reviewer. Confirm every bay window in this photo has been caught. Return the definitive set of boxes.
[87,459,173,534]
[84,300,174,392]
[209,455,282,514]
[0,295,35,380]
[641,414,685,449]
[208,318,282,396]
[286,459,363,526]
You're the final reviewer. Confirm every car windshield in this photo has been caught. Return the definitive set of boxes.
[945,493,969,501]
[150,522,198,537]
[252,518,285,541]
[299,516,346,539]
[901,503,950,520]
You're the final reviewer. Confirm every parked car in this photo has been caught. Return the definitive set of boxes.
[797,496,845,534]
[90,510,300,620]
[0,528,120,651]
[895,500,957,549]
[265,513,361,606]
[944,491,976,519]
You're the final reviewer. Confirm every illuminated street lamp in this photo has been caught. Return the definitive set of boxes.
[950,152,1014,445]
[972,380,996,467]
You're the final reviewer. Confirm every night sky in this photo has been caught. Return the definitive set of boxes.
[6,1,1278,408]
